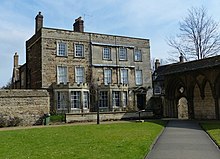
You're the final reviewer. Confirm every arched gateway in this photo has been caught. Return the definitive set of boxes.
[153,55,220,120]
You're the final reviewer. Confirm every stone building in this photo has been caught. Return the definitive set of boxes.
[152,55,220,120]
[13,12,152,114]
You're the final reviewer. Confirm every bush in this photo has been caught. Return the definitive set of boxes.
[50,114,65,122]
[0,114,22,127]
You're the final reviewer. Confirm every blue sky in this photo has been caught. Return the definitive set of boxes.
[0,0,220,87]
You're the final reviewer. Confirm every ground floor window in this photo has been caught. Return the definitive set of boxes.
[83,91,89,109]
[57,92,67,110]
[99,91,108,107]
[71,91,81,109]
[122,91,127,107]
[112,91,120,107]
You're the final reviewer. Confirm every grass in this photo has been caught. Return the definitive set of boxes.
[200,121,220,147]
[0,120,165,159]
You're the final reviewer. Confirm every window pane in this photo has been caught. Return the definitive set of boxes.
[75,44,84,57]
[57,92,67,110]
[136,70,143,85]
[58,66,67,84]
[71,91,81,109]
[112,91,120,106]
[75,67,84,83]
[122,92,127,107]
[83,92,89,108]
[121,69,128,84]
[119,47,127,60]
[104,69,112,85]
[103,48,111,60]
[99,91,108,107]
[58,42,67,56]
[134,50,142,61]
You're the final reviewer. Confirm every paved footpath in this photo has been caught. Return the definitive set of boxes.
[146,120,220,159]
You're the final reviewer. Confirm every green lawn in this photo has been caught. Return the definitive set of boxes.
[200,121,220,146]
[0,121,165,159]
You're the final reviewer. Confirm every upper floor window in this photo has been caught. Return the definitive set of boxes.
[136,70,143,85]
[57,66,67,84]
[75,67,84,84]
[104,69,112,85]
[119,47,127,61]
[103,47,111,60]
[120,69,128,84]
[57,42,67,56]
[75,44,84,57]
[134,50,142,61]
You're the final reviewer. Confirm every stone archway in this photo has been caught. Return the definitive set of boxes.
[177,97,188,119]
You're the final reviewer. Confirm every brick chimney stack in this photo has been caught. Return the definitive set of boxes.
[155,59,160,70]
[35,12,43,33]
[14,52,19,68]
[73,17,84,32]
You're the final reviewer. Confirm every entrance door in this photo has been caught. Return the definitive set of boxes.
[177,97,189,119]
[137,94,146,110]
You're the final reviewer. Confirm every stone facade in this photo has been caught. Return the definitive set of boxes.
[153,55,220,119]
[0,90,50,126]
[13,12,152,114]
[66,111,153,123]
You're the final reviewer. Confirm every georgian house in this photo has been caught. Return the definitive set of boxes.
[12,12,152,114]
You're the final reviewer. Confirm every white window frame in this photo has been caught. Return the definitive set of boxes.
[104,69,112,85]
[136,70,143,85]
[75,44,84,57]
[75,67,84,84]
[57,91,67,110]
[134,49,142,61]
[122,91,127,107]
[119,47,127,60]
[99,91,108,108]
[71,91,81,109]
[83,91,89,109]
[57,42,67,56]
[103,47,111,60]
[120,69,128,84]
[112,91,120,107]
[57,66,68,84]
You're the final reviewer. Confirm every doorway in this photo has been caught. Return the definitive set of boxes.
[177,97,189,119]
[137,94,146,110]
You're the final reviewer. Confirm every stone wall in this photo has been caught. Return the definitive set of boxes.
[66,111,153,123]
[0,89,50,126]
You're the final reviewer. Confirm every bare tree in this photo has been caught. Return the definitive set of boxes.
[167,7,220,61]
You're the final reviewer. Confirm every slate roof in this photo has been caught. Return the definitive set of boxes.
[155,55,220,76]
